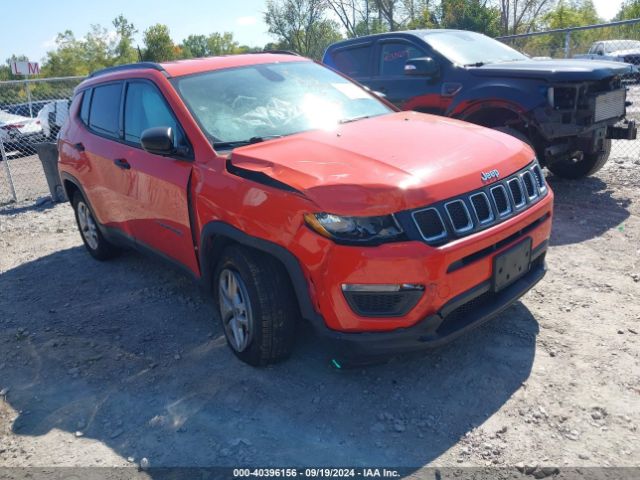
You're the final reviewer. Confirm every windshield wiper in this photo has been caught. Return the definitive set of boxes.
[213,135,283,150]
[464,62,486,67]
[339,115,372,124]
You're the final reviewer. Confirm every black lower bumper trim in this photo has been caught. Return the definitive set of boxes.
[607,121,637,140]
[319,251,547,359]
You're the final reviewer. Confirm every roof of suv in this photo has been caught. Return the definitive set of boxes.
[88,53,308,80]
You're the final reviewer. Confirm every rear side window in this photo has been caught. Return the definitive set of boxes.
[379,42,427,76]
[80,90,91,125]
[89,83,122,137]
[331,45,372,77]
[123,82,184,146]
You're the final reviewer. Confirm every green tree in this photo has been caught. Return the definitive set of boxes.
[113,14,138,63]
[181,34,209,58]
[616,0,640,19]
[207,32,240,55]
[439,0,501,35]
[143,24,176,62]
[41,30,92,76]
[265,0,343,59]
[498,0,556,35]
[518,0,601,58]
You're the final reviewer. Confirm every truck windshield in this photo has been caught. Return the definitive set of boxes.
[422,31,528,66]
[173,61,392,148]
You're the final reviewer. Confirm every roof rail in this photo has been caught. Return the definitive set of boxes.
[262,50,301,56]
[88,62,168,78]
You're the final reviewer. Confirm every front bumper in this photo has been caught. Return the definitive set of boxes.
[319,247,547,359]
[607,120,637,140]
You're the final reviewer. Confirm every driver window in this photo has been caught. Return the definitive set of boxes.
[124,82,184,147]
[596,44,604,55]
[379,42,427,76]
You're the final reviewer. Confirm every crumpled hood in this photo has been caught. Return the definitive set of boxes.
[229,112,534,216]
[469,59,631,81]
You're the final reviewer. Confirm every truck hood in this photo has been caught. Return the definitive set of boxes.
[228,112,534,216]
[469,59,631,81]
[605,48,640,57]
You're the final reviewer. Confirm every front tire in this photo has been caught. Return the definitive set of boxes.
[213,245,297,366]
[547,140,611,179]
[72,192,119,261]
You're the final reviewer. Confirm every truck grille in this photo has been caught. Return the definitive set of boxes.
[411,162,547,246]
[594,89,626,122]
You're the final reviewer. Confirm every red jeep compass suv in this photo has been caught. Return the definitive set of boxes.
[58,54,553,366]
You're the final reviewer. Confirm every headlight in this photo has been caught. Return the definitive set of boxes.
[304,212,404,245]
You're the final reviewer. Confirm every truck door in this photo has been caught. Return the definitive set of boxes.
[367,39,446,114]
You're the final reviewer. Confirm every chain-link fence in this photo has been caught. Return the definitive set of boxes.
[0,76,84,205]
[498,19,640,162]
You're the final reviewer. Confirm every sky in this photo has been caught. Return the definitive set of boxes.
[0,0,627,64]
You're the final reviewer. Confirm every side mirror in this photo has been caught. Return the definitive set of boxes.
[141,126,175,156]
[404,57,439,77]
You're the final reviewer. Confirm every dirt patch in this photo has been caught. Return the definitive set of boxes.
[0,159,638,473]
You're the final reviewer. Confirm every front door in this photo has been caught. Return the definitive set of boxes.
[121,80,199,274]
[368,39,446,114]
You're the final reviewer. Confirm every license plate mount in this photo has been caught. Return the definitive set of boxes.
[492,238,532,292]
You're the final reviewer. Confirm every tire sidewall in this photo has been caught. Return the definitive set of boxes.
[72,192,116,260]
[213,248,267,365]
[548,139,612,179]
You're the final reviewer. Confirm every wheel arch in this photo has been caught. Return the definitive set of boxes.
[199,221,325,329]
[460,104,525,128]
[60,172,82,204]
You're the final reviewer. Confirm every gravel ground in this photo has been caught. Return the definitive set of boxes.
[0,154,50,205]
[0,157,639,477]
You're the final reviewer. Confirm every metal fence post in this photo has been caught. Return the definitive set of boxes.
[564,31,572,58]
[0,140,17,202]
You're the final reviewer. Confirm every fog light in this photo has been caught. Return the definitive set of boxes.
[341,284,424,317]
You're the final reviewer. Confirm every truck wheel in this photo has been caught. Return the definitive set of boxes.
[213,245,297,366]
[547,140,611,179]
[72,192,120,261]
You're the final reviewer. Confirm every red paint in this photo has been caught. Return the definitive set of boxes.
[59,55,554,334]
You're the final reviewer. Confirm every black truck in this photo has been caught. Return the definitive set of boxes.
[323,29,637,178]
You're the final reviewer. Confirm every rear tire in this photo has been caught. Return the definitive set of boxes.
[72,192,120,261]
[547,140,611,179]
[213,245,297,366]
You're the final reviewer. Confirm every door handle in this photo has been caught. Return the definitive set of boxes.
[73,142,85,152]
[113,158,131,170]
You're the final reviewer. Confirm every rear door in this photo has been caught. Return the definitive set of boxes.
[121,80,199,273]
[78,82,139,236]
[367,38,445,113]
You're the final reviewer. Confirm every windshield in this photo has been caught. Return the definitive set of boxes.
[421,31,528,66]
[174,61,392,147]
[606,40,640,52]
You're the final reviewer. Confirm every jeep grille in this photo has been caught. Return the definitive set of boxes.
[411,162,548,246]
